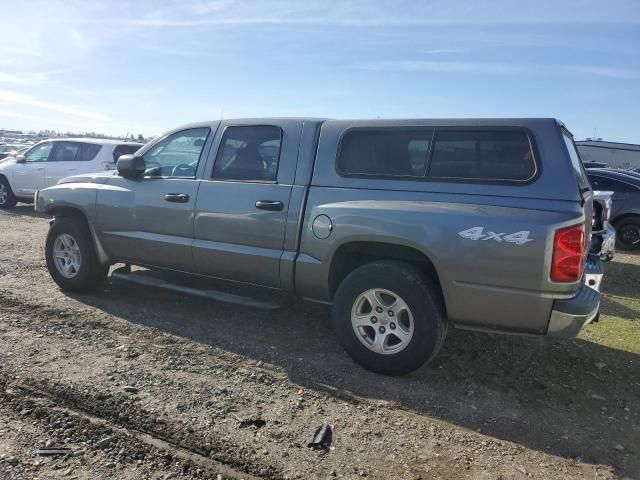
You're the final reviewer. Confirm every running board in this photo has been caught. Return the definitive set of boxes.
[111,268,281,311]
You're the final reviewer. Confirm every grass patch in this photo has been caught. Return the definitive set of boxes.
[580,252,640,354]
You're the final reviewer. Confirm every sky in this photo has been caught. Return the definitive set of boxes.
[0,0,639,142]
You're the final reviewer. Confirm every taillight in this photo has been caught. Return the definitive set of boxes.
[551,224,586,282]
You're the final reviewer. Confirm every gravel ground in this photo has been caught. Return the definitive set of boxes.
[0,204,638,479]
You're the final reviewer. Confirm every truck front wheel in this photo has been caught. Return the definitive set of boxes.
[45,216,109,292]
[332,260,447,375]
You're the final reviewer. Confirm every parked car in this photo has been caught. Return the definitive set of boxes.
[0,145,32,163]
[0,139,143,208]
[0,144,22,160]
[590,191,615,262]
[586,168,640,250]
[35,118,602,375]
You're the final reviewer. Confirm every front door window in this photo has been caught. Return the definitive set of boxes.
[24,143,54,162]
[142,128,210,178]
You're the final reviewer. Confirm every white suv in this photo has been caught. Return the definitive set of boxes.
[0,138,143,208]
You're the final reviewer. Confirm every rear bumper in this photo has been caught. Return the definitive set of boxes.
[547,256,602,339]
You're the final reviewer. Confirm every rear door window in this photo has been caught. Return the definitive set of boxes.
[51,142,80,162]
[212,125,282,182]
[78,143,102,161]
[50,142,102,162]
[428,130,536,181]
[338,128,433,177]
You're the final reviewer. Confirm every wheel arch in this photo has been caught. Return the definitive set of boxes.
[0,172,14,190]
[327,241,446,312]
[48,205,87,219]
[611,211,640,226]
[48,206,111,265]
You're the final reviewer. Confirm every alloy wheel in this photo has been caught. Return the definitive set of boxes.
[53,233,82,278]
[351,288,414,355]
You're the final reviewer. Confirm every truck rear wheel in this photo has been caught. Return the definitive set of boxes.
[332,260,447,375]
[45,216,109,292]
[0,177,17,209]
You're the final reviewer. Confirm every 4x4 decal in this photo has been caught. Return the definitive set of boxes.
[458,227,533,245]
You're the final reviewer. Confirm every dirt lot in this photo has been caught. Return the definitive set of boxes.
[0,204,638,480]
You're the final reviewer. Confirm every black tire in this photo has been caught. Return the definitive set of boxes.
[45,216,109,292]
[332,260,447,376]
[615,217,640,251]
[0,176,17,209]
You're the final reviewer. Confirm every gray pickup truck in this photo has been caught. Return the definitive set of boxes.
[35,118,603,375]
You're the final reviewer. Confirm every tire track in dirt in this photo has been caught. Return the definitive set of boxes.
[1,377,265,479]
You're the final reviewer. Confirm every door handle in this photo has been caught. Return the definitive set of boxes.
[164,193,190,203]
[37,167,45,171]
[255,200,284,211]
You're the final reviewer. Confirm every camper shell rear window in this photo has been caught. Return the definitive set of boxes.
[337,127,538,183]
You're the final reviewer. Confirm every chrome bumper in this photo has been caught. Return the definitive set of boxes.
[547,256,603,339]
[591,224,616,262]
[584,254,605,291]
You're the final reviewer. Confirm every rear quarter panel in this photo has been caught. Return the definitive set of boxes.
[297,189,585,333]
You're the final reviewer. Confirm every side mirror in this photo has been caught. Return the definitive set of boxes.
[15,154,26,164]
[117,154,145,178]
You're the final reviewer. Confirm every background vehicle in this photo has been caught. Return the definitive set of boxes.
[0,138,143,208]
[590,191,615,262]
[36,118,601,375]
[0,144,23,160]
[587,168,640,250]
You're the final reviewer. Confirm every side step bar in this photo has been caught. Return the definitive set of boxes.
[111,267,281,311]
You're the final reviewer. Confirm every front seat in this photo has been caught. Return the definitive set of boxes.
[223,144,266,180]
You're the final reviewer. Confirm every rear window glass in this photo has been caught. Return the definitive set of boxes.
[338,128,433,177]
[213,125,282,182]
[78,143,102,162]
[429,130,536,181]
[113,144,142,162]
[51,142,102,162]
[562,132,591,190]
[51,142,80,162]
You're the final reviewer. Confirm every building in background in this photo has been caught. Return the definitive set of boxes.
[576,139,640,169]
